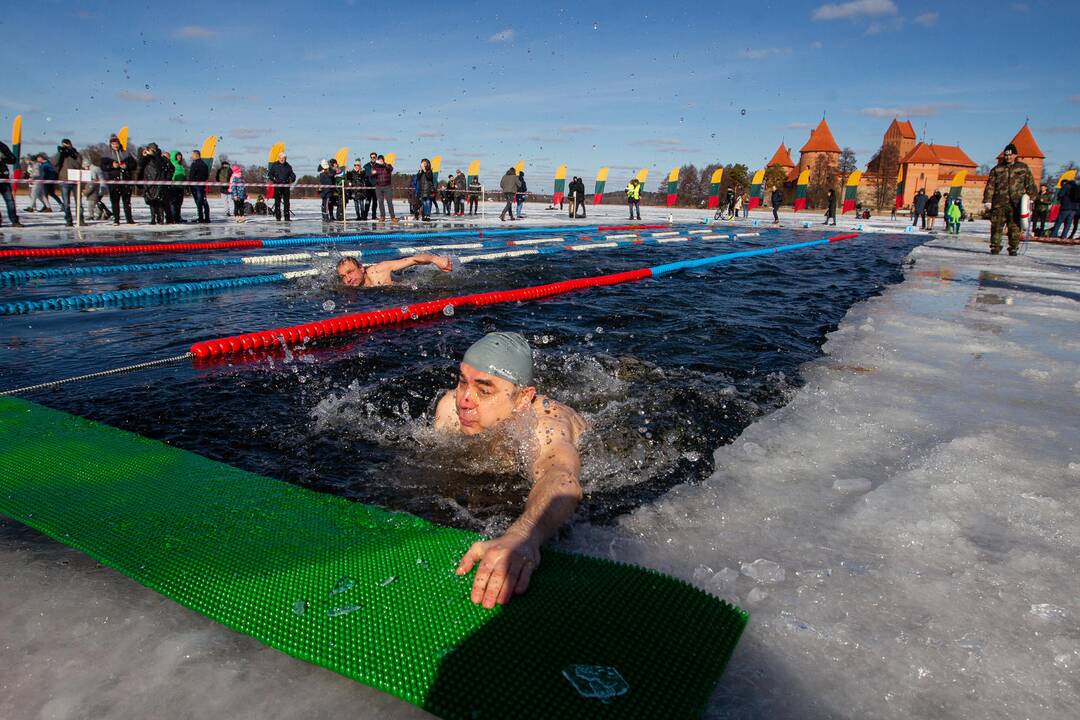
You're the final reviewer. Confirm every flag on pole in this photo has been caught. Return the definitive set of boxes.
[552,164,567,205]
[467,160,480,186]
[1048,169,1076,223]
[385,152,396,168]
[334,147,349,169]
[431,155,442,184]
[707,168,724,209]
[665,166,680,207]
[592,167,608,205]
[117,127,129,151]
[748,169,765,209]
[793,169,810,211]
[514,160,524,175]
[842,171,862,214]
[895,166,905,210]
[267,142,285,199]
[10,115,22,194]
[948,170,967,202]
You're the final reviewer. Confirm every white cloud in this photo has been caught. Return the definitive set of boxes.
[738,47,792,60]
[489,29,515,43]
[115,90,156,103]
[860,104,958,118]
[913,12,938,26]
[1040,126,1080,135]
[229,128,271,139]
[812,0,897,21]
[1071,95,1080,103]
[810,41,824,49]
[173,25,216,39]
[365,135,396,142]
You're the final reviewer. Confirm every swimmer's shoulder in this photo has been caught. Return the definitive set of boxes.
[434,390,459,431]
[532,395,586,445]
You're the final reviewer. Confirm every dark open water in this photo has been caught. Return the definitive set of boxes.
[0,227,921,534]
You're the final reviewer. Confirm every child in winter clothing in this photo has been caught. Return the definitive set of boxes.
[229,165,246,218]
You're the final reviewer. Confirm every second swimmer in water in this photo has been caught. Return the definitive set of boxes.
[336,253,452,288]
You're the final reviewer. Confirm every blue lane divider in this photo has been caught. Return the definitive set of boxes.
[259,225,605,248]
[0,258,246,285]
[650,238,839,276]
[0,272,290,315]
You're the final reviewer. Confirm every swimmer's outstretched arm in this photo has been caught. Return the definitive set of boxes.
[373,253,452,275]
[456,434,582,609]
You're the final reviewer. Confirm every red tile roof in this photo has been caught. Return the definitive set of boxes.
[1009,123,1044,159]
[800,119,841,154]
[767,143,795,169]
[887,119,917,140]
[901,142,977,168]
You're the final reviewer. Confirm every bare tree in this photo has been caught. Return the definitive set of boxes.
[839,147,857,177]
[807,155,839,209]
[869,143,900,209]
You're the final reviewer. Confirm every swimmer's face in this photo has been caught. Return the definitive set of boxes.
[337,261,365,287]
[455,363,533,435]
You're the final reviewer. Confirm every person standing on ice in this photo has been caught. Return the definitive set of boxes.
[102,134,135,225]
[371,154,396,222]
[626,178,641,220]
[515,171,527,218]
[769,185,783,225]
[215,158,233,216]
[188,149,210,223]
[499,167,519,221]
[823,188,837,226]
[433,332,586,609]
[268,152,295,222]
[982,142,1036,255]
[0,139,21,227]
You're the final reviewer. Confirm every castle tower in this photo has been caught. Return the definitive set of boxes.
[767,143,796,181]
[797,118,841,175]
[1008,123,1045,183]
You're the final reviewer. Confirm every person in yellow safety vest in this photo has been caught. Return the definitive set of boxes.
[626,178,641,220]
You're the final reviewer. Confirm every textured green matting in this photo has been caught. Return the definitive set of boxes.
[0,398,747,719]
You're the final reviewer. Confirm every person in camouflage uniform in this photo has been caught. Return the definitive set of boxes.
[982,142,1037,255]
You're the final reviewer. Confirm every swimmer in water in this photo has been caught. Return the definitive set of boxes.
[434,332,586,609]
[335,253,452,288]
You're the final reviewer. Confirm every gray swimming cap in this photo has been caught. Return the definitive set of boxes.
[462,332,533,387]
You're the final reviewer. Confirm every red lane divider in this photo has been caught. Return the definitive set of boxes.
[190,268,652,359]
[827,233,859,243]
[0,239,263,259]
[596,224,668,231]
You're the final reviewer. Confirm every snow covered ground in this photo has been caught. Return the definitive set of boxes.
[1,196,962,245]
[2,209,1078,719]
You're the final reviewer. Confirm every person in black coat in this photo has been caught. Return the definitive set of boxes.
[267,152,295,221]
[416,158,435,221]
[0,140,21,227]
[137,144,168,225]
[101,135,136,225]
[824,188,837,226]
[770,186,784,225]
[318,160,335,221]
[925,190,941,232]
[188,149,210,223]
[215,159,233,216]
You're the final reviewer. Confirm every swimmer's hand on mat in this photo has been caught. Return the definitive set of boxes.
[456,530,540,609]
[456,433,583,609]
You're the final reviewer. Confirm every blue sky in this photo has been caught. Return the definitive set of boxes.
[2,0,1077,187]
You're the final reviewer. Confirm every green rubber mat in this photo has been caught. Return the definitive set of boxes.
[0,398,747,719]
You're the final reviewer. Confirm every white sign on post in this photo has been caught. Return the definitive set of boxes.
[66,169,93,182]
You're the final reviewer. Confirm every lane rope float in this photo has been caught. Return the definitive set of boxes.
[0,233,857,393]
[0,224,673,260]
[190,234,859,359]
[1,233,765,315]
